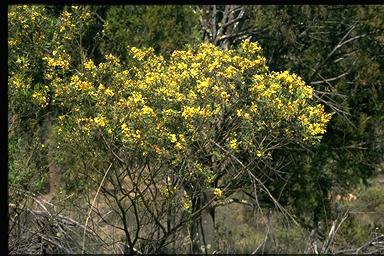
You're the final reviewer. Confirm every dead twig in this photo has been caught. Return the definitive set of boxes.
[82,162,112,254]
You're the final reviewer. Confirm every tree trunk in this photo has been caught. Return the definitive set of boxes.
[190,194,203,254]
[47,147,58,199]
[39,114,59,202]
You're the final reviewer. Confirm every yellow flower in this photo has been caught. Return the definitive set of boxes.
[182,200,191,210]
[98,84,105,91]
[105,88,114,97]
[169,134,177,143]
[197,79,210,94]
[8,39,17,46]
[94,116,106,127]
[131,92,144,104]
[214,188,223,198]
[141,105,155,116]
[229,138,237,150]
[177,62,187,70]
[133,130,141,139]
[73,80,92,91]
[84,59,95,70]
[188,91,197,101]
[303,86,313,98]
[221,91,230,101]
[182,106,200,119]
[174,142,184,150]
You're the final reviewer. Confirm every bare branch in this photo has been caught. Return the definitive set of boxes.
[310,24,357,82]
[311,71,350,85]
[208,137,299,226]
[82,162,113,254]
[93,11,105,23]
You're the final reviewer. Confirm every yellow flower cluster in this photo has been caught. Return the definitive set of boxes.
[84,59,95,70]
[236,109,251,121]
[131,92,145,104]
[58,10,75,34]
[130,47,154,61]
[42,53,70,70]
[196,79,210,95]
[70,74,93,91]
[229,138,238,150]
[94,116,106,127]
[8,6,46,31]
[8,40,18,47]
[299,105,332,136]
[214,188,223,198]
[182,106,201,119]
[166,133,186,151]
[31,92,48,107]
[121,123,143,143]
[105,88,114,97]
[141,105,156,117]
[10,74,30,90]
[241,38,262,54]
[105,53,121,67]
[57,39,331,178]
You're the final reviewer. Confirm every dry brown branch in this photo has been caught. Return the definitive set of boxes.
[9,198,100,254]
[82,162,112,254]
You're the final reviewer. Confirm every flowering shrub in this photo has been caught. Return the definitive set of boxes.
[52,38,332,189]
[8,6,333,253]
[8,5,95,189]
[9,4,331,204]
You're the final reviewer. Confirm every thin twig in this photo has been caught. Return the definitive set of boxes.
[82,163,113,254]
[209,138,299,226]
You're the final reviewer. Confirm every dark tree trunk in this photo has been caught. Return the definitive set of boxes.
[190,194,203,254]
[39,113,59,200]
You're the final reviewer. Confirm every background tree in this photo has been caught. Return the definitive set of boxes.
[8,5,96,195]
[194,4,384,234]
[243,5,384,232]
[100,5,200,59]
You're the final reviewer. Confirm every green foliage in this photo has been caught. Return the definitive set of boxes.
[242,5,384,226]
[216,208,265,253]
[49,40,331,205]
[8,4,384,253]
[8,5,96,193]
[8,133,46,191]
[334,184,384,249]
[101,5,200,59]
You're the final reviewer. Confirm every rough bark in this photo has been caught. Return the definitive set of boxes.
[197,5,248,50]
[39,114,59,203]
[190,194,203,254]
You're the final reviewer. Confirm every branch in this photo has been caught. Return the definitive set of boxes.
[93,11,105,23]
[217,28,256,42]
[252,217,270,254]
[320,210,349,254]
[82,162,112,254]
[355,234,384,254]
[208,138,299,226]
[221,10,246,30]
[211,5,217,42]
[310,24,357,82]
[310,71,350,85]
